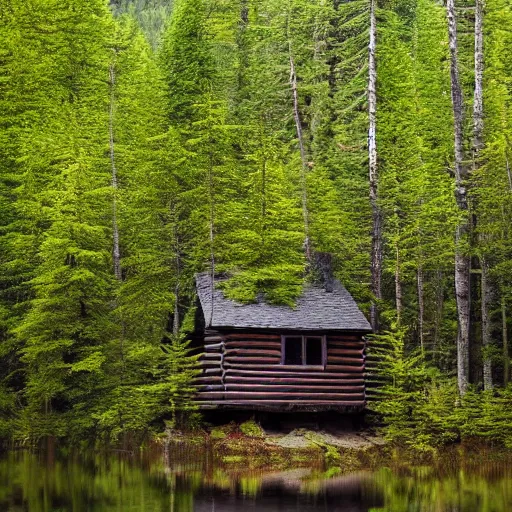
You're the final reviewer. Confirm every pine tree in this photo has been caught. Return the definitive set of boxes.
[11,0,116,438]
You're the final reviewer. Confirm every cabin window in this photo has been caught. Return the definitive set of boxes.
[281,335,326,366]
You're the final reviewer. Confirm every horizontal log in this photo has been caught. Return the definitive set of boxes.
[225,333,281,340]
[224,356,280,364]
[194,376,223,383]
[204,336,223,343]
[327,357,364,365]
[220,384,365,392]
[198,400,365,407]
[205,343,223,352]
[328,346,365,352]
[224,369,364,379]
[326,335,363,341]
[199,353,222,360]
[223,363,364,373]
[224,342,281,350]
[224,376,364,385]
[204,369,222,375]
[325,365,365,372]
[197,385,225,391]
[199,361,222,369]
[224,349,281,357]
[328,348,364,357]
[196,391,365,400]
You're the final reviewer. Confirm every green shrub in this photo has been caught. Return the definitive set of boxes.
[240,420,264,438]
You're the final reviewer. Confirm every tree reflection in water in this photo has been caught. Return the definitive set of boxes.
[0,450,511,511]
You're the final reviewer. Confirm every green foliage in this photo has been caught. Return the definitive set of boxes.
[370,330,512,450]
[239,419,264,438]
[1,0,512,446]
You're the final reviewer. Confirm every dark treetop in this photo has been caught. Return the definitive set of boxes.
[195,273,372,332]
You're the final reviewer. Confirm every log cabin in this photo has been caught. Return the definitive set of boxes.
[193,271,372,412]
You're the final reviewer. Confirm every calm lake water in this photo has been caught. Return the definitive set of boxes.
[1,446,512,511]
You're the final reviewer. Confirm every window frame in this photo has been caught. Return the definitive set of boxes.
[280,334,327,367]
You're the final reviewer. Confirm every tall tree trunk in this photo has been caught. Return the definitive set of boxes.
[171,202,181,336]
[481,259,493,389]
[395,242,402,327]
[418,264,425,354]
[109,62,122,283]
[109,58,126,411]
[447,0,470,395]
[506,156,512,191]
[503,296,509,386]
[240,0,248,24]
[288,40,311,262]
[368,0,382,332]
[472,0,491,389]
[433,270,444,362]
[237,0,249,93]
[208,149,216,321]
[473,0,484,161]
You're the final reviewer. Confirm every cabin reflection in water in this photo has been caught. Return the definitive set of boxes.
[193,471,383,512]
[193,267,372,413]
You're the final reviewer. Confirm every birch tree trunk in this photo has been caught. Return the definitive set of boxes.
[447,0,470,395]
[171,202,181,336]
[481,259,493,389]
[418,264,425,354]
[395,242,402,327]
[506,156,512,191]
[368,0,382,331]
[237,0,249,93]
[473,0,484,161]
[472,0,492,389]
[503,297,509,386]
[109,58,125,391]
[208,150,216,321]
[288,40,311,262]
[433,270,444,362]
[109,62,122,283]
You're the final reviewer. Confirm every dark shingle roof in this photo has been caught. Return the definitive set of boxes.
[195,273,372,332]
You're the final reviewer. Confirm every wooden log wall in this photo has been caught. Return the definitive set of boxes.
[195,331,366,410]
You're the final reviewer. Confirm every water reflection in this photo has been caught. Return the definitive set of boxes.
[0,448,511,511]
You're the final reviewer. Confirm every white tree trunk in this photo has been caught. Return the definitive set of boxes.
[472,0,491,389]
[109,63,122,283]
[395,243,402,326]
[433,270,444,362]
[481,259,493,390]
[506,156,512,191]
[503,297,509,386]
[473,0,484,159]
[171,203,181,336]
[368,0,382,331]
[418,264,425,354]
[447,0,470,395]
[289,41,311,262]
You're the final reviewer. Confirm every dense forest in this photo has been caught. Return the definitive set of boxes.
[1,0,512,446]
